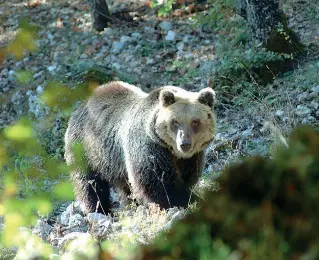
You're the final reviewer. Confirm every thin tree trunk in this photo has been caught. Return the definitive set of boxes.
[87,0,112,32]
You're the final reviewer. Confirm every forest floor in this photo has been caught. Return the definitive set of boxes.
[0,0,318,258]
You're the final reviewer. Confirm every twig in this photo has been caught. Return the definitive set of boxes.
[61,224,81,233]
[213,134,242,151]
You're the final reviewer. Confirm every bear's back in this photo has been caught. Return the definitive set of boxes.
[92,81,147,103]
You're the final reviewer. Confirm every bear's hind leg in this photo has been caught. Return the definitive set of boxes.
[72,171,111,214]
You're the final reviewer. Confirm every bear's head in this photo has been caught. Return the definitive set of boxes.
[154,87,217,158]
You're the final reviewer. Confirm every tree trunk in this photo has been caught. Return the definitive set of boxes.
[87,0,112,32]
[235,0,304,55]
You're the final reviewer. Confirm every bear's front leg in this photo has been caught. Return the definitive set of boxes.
[125,145,193,209]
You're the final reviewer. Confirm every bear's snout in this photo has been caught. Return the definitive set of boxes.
[180,141,191,152]
[177,127,192,152]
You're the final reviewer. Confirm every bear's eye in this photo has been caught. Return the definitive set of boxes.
[191,120,200,127]
[171,119,179,128]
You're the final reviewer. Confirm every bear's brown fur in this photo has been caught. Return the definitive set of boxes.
[64,81,217,214]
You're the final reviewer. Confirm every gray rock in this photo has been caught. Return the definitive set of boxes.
[47,33,54,41]
[32,219,53,241]
[183,35,192,43]
[144,26,155,33]
[163,208,185,230]
[176,42,184,51]
[111,41,124,53]
[47,65,57,72]
[87,213,111,226]
[311,85,319,93]
[60,202,83,226]
[302,116,315,124]
[310,101,319,109]
[80,54,89,59]
[120,35,133,44]
[275,110,285,117]
[131,32,141,40]
[69,214,86,226]
[112,63,121,70]
[102,28,114,36]
[33,71,44,79]
[165,30,176,41]
[58,232,91,249]
[27,90,49,120]
[297,92,309,102]
[36,85,44,93]
[159,21,172,31]
[295,105,311,115]
[146,58,155,65]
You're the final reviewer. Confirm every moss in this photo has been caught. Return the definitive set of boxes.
[265,13,305,55]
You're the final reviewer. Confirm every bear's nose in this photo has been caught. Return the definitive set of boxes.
[180,141,191,152]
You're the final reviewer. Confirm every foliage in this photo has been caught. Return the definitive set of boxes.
[137,125,319,259]
[0,20,80,258]
[194,0,297,89]
[150,0,175,16]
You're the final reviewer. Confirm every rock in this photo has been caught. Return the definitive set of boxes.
[183,35,192,43]
[295,105,311,115]
[33,71,44,79]
[310,101,318,109]
[275,110,285,117]
[162,208,185,230]
[131,32,141,40]
[242,128,253,138]
[27,90,49,120]
[311,85,319,93]
[59,233,100,259]
[32,219,53,241]
[120,35,133,44]
[60,202,83,226]
[58,232,91,249]
[176,42,184,52]
[87,213,111,226]
[111,41,124,53]
[47,33,54,41]
[36,85,44,94]
[87,213,112,239]
[165,30,176,41]
[301,116,315,124]
[144,26,155,33]
[159,21,172,31]
[69,214,86,226]
[112,63,121,70]
[146,58,155,65]
[80,54,89,59]
[297,92,309,102]
[47,65,57,72]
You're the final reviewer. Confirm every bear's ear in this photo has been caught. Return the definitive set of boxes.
[198,88,216,108]
[159,90,175,107]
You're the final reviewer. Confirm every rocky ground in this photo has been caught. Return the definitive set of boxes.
[0,0,318,258]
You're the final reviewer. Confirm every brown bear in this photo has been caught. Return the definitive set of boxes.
[64,81,217,214]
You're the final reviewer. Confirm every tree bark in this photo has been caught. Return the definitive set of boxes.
[87,0,112,31]
[235,0,304,55]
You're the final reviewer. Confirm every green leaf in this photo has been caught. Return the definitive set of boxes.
[53,182,75,200]
[16,70,33,84]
